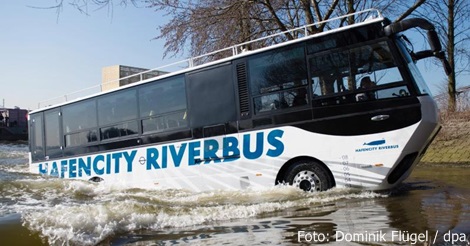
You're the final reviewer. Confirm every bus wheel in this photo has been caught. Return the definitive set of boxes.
[284,161,333,192]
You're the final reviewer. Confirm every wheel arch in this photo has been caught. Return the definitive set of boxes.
[275,156,336,187]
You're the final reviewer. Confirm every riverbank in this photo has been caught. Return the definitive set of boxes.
[421,111,470,165]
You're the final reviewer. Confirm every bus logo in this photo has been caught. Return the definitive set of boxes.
[356,139,399,152]
[363,139,386,146]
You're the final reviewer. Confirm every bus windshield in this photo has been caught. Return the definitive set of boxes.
[396,37,433,96]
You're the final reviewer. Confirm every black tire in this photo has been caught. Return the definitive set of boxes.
[284,160,334,192]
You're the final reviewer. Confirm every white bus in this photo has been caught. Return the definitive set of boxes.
[29,10,449,192]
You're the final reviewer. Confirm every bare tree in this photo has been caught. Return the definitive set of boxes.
[334,0,422,22]
[149,0,430,60]
[416,0,470,112]
[33,0,140,15]
[44,0,429,62]
[147,0,341,61]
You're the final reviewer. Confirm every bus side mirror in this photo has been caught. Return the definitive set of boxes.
[427,30,441,52]
[413,51,451,76]
[427,30,452,75]
[413,50,433,60]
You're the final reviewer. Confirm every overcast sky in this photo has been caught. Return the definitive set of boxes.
[0,1,463,110]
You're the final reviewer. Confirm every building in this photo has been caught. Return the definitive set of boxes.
[0,107,28,141]
[101,65,168,91]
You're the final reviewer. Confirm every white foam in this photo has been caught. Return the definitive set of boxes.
[0,143,28,159]
[16,184,386,245]
[0,143,29,173]
[1,144,388,245]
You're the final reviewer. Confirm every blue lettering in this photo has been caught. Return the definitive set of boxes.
[243,132,264,160]
[170,143,186,167]
[223,136,240,162]
[123,150,137,172]
[161,146,168,169]
[39,163,48,175]
[106,154,111,174]
[37,129,285,178]
[69,159,77,178]
[204,139,220,164]
[112,152,122,174]
[93,155,105,175]
[146,147,160,170]
[266,129,284,157]
[50,162,59,177]
[78,157,91,177]
[60,160,67,178]
[188,141,201,166]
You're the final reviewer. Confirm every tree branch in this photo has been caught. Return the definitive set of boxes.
[395,0,425,22]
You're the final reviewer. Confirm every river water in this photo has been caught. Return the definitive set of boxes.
[1,142,469,246]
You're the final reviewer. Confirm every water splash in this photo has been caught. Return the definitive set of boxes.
[0,143,387,245]
[14,180,385,245]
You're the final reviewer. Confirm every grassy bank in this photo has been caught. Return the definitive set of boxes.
[420,111,470,165]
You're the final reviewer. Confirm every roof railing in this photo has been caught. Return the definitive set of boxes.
[37,8,382,109]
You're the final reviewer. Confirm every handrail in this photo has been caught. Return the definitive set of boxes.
[37,8,382,109]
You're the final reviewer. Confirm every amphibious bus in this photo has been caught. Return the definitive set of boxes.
[29,9,450,192]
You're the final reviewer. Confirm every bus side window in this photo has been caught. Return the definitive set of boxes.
[62,99,98,147]
[248,44,308,114]
[311,75,350,95]
[186,64,236,128]
[254,94,281,112]
[30,113,45,161]
[283,87,308,107]
[98,89,137,126]
[309,41,408,106]
[44,109,62,158]
[139,75,188,134]
[309,50,351,98]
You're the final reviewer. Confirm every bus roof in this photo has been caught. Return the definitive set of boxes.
[31,9,384,114]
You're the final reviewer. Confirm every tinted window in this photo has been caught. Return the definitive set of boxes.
[139,76,187,117]
[62,99,98,148]
[254,88,308,113]
[249,45,307,96]
[307,24,383,54]
[142,111,187,133]
[44,109,61,158]
[310,50,350,96]
[65,130,98,147]
[98,89,137,126]
[396,39,431,96]
[62,99,97,133]
[310,41,405,106]
[101,121,138,140]
[30,113,44,160]
[187,64,236,128]
[248,45,308,114]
